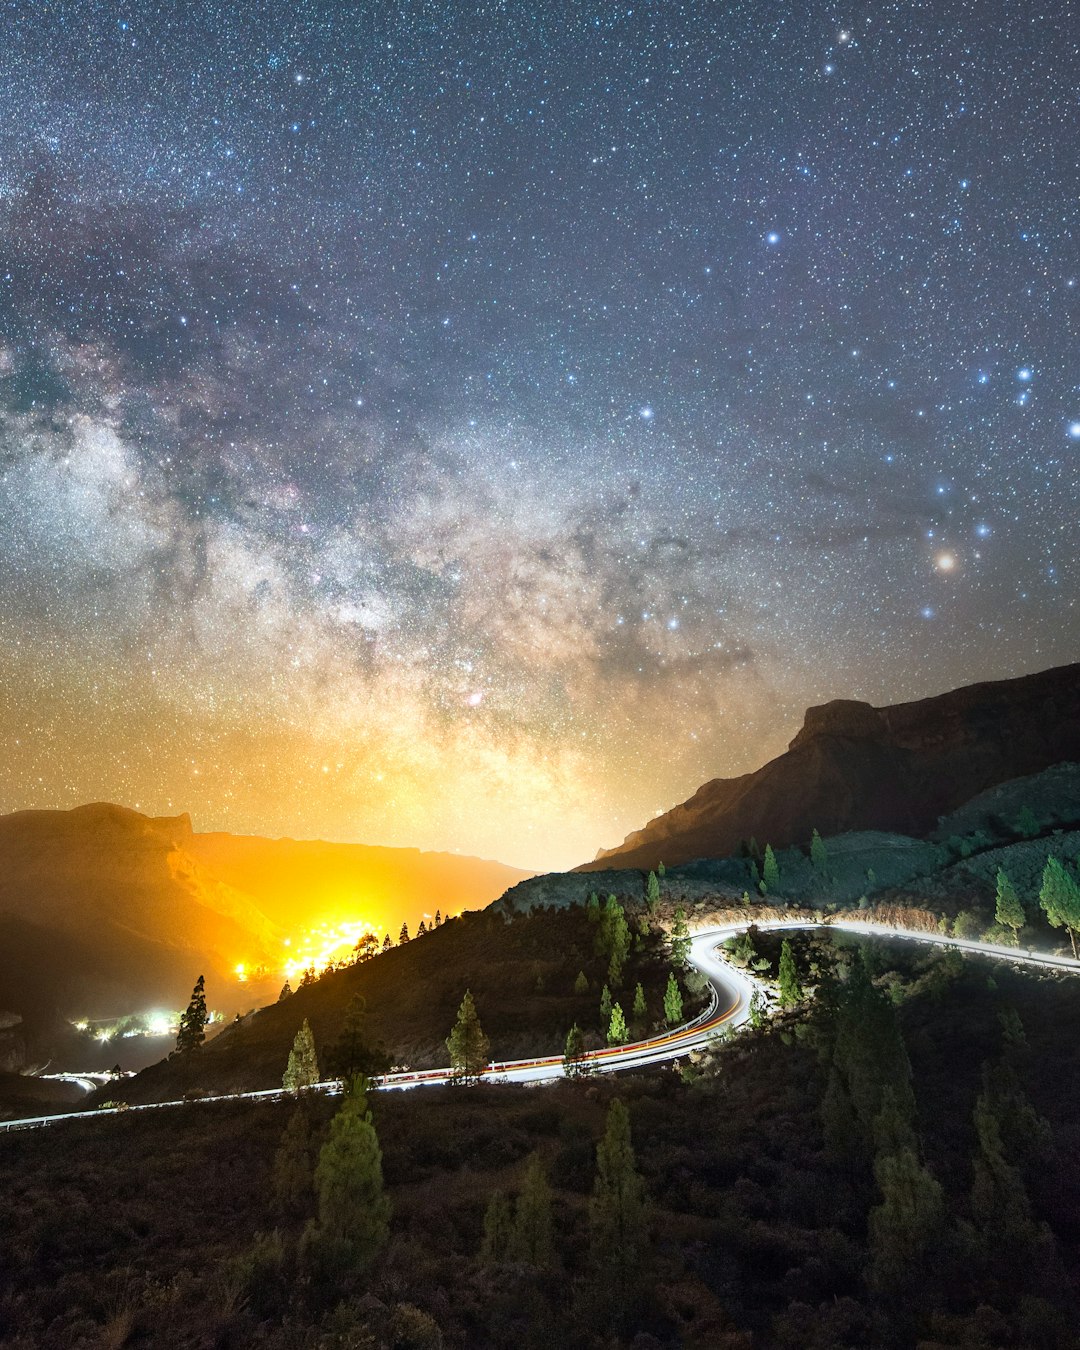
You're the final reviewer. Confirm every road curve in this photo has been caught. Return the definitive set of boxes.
[3,918,1078,1134]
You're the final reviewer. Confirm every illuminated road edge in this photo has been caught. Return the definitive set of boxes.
[4,918,1079,1135]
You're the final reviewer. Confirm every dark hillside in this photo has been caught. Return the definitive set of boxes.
[3,936,1079,1348]
[102,904,691,1105]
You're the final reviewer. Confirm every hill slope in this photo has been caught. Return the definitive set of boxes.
[0,804,528,1056]
[581,661,1080,870]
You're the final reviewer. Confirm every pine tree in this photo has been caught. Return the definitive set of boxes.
[273,1105,315,1215]
[657,861,666,878]
[305,1077,390,1278]
[598,895,631,987]
[995,868,1025,943]
[381,933,392,952]
[1039,855,1080,957]
[434,909,443,926]
[399,921,410,944]
[670,907,691,967]
[564,1022,588,1077]
[645,870,661,913]
[607,1003,628,1045]
[586,892,601,922]
[589,1100,647,1323]
[763,844,780,891]
[748,988,767,1029]
[278,980,292,1002]
[508,1152,555,1267]
[573,970,589,995]
[810,828,828,876]
[867,1091,945,1294]
[417,919,427,937]
[327,994,391,1082]
[446,990,490,1084]
[632,982,646,1021]
[174,975,207,1055]
[663,971,683,1025]
[479,1190,512,1265]
[283,1018,320,1090]
[1014,805,1040,839]
[777,939,803,1007]
[599,984,613,1024]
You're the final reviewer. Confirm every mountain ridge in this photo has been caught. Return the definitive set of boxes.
[580,661,1080,871]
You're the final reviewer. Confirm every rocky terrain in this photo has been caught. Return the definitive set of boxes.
[581,661,1080,871]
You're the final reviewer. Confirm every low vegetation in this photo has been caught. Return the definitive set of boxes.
[2,930,1079,1347]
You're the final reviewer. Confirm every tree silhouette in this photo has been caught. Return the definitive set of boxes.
[174,975,207,1055]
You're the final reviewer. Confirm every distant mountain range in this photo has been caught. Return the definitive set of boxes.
[0,803,528,1050]
[580,662,1080,871]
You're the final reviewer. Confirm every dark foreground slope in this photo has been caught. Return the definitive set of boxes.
[3,935,1078,1349]
[582,661,1080,871]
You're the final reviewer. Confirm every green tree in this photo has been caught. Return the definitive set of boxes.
[573,970,589,995]
[762,844,780,891]
[670,906,691,967]
[663,971,683,1025]
[1014,805,1040,839]
[1039,855,1080,957]
[777,939,803,1007]
[508,1152,555,1267]
[599,984,612,1024]
[327,995,391,1082]
[563,1022,589,1078]
[304,1077,390,1279]
[446,990,490,1084]
[586,891,601,922]
[598,895,631,986]
[747,988,767,1029]
[589,1100,647,1322]
[645,870,661,913]
[273,1105,315,1214]
[479,1190,512,1265]
[283,1018,320,1091]
[174,975,207,1056]
[657,860,666,877]
[811,827,828,876]
[867,1091,945,1295]
[995,868,1025,943]
[607,1002,628,1045]
[631,982,647,1021]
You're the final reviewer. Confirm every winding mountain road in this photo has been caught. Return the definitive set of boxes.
[3,918,1078,1134]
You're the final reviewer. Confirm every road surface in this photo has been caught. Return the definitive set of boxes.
[3,918,1078,1134]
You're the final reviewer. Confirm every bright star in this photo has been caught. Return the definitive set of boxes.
[1067,421,1080,440]
[1016,367,1033,382]
[766,231,781,245]
[935,553,956,572]
[638,406,653,421]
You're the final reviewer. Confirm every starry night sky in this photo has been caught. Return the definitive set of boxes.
[0,2,1077,870]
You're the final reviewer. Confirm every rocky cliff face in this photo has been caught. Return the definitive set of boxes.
[580,662,1080,872]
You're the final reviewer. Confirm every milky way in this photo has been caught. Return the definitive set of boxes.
[0,3,1077,869]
